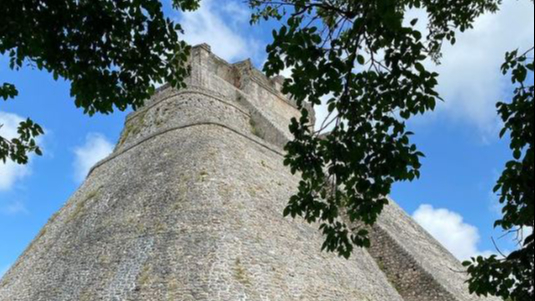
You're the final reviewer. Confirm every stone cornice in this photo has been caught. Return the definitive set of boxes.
[88,122,285,178]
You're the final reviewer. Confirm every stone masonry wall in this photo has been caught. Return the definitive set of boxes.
[368,201,501,301]
[115,44,307,152]
[368,224,459,301]
[0,43,499,301]
[0,43,403,301]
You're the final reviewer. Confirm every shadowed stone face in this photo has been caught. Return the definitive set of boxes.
[0,44,499,301]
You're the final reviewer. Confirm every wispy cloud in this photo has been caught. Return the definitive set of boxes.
[311,3,534,137]
[221,1,251,25]
[1,200,29,216]
[413,204,494,260]
[73,133,114,182]
[177,0,261,63]
[411,1,534,140]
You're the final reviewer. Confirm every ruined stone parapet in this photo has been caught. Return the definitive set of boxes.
[104,44,316,164]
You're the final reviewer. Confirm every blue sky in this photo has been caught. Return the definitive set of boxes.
[1,0,534,276]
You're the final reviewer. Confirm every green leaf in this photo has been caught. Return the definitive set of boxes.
[415,63,425,73]
[513,149,521,160]
[0,83,18,100]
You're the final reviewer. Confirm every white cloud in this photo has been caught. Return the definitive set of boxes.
[508,227,534,247]
[314,3,534,136]
[73,133,113,182]
[523,227,534,245]
[417,1,534,138]
[0,112,31,191]
[178,0,260,62]
[413,204,493,260]
[221,1,251,24]
[0,200,29,216]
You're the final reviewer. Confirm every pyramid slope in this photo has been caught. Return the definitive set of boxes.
[1,44,499,301]
[366,202,500,301]
[0,125,403,300]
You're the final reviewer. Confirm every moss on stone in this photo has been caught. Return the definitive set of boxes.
[166,278,180,301]
[48,211,60,224]
[249,118,263,138]
[79,289,95,301]
[234,258,251,286]
[25,227,47,256]
[118,111,147,147]
[66,187,101,224]
[260,160,271,169]
[99,253,110,264]
[247,186,258,198]
[155,221,167,233]
[138,264,152,288]
[198,171,209,183]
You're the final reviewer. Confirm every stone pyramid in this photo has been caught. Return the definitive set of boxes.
[0,44,499,301]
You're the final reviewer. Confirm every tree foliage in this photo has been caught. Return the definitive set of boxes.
[250,0,500,257]
[463,48,534,301]
[1,1,533,299]
[0,0,200,165]
[251,1,533,299]
[0,119,43,165]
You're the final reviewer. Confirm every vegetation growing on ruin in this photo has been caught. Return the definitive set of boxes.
[118,111,147,147]
[234,258,252,286]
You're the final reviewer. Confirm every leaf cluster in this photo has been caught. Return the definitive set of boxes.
[0,83,18,100]
[0,0,199,166]
[0,119,44,164]
[464,47,534,301]
[250,0,500,259]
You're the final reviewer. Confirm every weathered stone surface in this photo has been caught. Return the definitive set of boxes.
[0,44,499,301]
[368,201,498,301]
